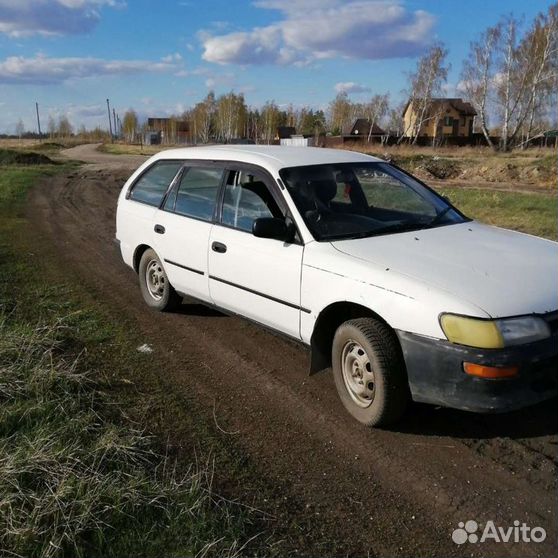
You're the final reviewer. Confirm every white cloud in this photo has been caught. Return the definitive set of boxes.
[162,52,183,63]
[204,71,237,90]
[0,54,181,84]
[68,103,106,118]
[0,0,122,37]
[334,81,371,94]
[202,0,435,65]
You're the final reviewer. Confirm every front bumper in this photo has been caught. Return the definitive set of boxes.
[396,330,557,412]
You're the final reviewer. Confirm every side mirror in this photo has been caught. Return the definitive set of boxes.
[252,217,293,241]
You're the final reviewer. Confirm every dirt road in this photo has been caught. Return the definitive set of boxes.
[29,144,557,557]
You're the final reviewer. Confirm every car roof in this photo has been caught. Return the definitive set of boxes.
[151,145,382,174]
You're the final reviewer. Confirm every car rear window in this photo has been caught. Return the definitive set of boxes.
[129,160,182,206]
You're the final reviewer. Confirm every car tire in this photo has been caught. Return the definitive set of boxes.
[332,318,408,427]
[138,248,181,312]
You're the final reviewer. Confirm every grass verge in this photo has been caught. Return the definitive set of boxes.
[99,143,164,156]
[0,164,256,558]
[439,187,557,239]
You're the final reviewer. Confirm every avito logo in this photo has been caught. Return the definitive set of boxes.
[452,520,546,544]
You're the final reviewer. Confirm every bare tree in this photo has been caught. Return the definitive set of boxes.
[328,92,354,135]
[386,102,405,137]
[497,16,525,151]
[215,92,247,142]
[516,4,558,146]
[404,43,449,144]
[461,24,501,148]
[461,5,557,150]
[364,94,389,142]
[57,115,73,138]
[260,101,281,144]
[47,115,56,139]
[122,109,138,143]
[246,107,261,143]
[191,91,216,144]
[15,119,24,139]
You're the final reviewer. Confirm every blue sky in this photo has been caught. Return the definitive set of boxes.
[0,0,553,133]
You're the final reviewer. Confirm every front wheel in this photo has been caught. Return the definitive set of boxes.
[138,249,181,311]
[332,318,408,427]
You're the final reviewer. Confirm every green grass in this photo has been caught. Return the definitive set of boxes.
[0,164,255,558]
[439,188,557,240]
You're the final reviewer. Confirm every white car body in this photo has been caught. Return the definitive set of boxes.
[116,145,558,416]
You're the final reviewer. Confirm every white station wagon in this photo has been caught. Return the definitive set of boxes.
[116,146,558,426]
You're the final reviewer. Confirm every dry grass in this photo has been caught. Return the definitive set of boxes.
[0,162,260,558]
[99,142,177,156]
[0,316,252,558]
[339,141,557,159]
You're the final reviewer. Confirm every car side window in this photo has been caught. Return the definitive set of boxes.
[221,170,283,232]
[129,160,182,206]
[173,167,224,221]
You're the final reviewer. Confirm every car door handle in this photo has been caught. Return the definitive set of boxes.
[154,224,165,234]
[211,241,227,253]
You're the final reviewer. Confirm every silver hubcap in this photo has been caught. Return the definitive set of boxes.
[145,259,166,300]
[341,340,375,408]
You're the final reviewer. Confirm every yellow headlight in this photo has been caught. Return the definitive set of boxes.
[440,314,504,349]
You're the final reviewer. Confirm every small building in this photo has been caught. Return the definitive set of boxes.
[280,134,314,147]
[143,131,161,145]
[342,118,386,141]
[146,117,191,144]
[402,98,476,139]
[275,126,297,140]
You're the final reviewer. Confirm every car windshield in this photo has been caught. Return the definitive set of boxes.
[279,162,467,241]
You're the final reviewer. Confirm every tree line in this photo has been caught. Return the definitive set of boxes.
[19,4,556,151]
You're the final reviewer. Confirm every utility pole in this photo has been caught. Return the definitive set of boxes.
[112,108,117,140]
[106,98,113,142]
[35,102,42,138]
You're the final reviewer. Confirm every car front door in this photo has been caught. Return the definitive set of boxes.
[153,164,225,303]
[208,167,304,339]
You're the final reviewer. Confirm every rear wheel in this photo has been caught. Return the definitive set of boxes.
[332,318,408,426]
[138,249,181,311]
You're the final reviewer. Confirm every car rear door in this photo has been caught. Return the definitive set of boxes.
[208,166,304,339]
[152,163,225,303]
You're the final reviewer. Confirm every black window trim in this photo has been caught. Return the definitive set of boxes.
[215,162,304,245]
[162,165,227,223]
[151,158,304,245]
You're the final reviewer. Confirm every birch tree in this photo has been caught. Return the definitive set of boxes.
[57,115,73,138]
[192,91,215,144]
[215,92,246,142]
[516,4,558,145]
[122,110,138,143]
[260,101,281,143]
[15,119,24,139]
[460,5,557,150]
[405,43,449,144]
[328,92,354,135]
[47,115,56,139]
[364,94,389,142]
[461,25,500,148]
